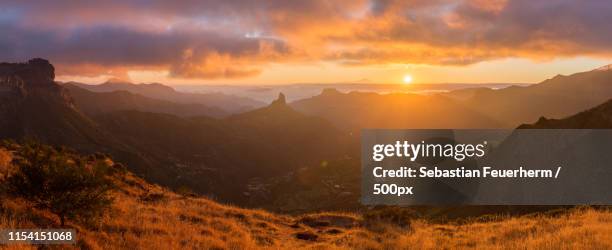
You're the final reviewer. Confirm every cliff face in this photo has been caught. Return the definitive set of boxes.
[0,58,73,106]
[0,59,104,148]
[0,58,55,85]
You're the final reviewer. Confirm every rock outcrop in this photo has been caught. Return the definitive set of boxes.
[271,92,286,106]
[0,58,54,84]
[0,58,105,149]
[0,58,73,106]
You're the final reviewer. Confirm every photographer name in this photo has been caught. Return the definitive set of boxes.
[372,166,562,179]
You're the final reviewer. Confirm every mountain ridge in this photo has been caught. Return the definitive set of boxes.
[290,89,504,132]
[0,59,352,205]
[64,83,227,118]
[68,80,265,114]
[518,98,612,129]
[452,66,612,126]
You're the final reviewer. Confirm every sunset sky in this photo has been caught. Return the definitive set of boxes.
[1,0,611,85]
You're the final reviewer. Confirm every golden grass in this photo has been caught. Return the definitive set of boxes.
[0,148,11,181]
[1,173,610,249]
[396,209,611,250]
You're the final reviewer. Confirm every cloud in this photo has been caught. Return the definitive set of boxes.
[0,0,610,79]
[0,18,288,78]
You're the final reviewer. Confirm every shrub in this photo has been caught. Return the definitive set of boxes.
[6,142,115,226]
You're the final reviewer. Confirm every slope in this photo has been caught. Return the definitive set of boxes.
[518,98,612,129]
[69,80,265,114]
[1,145,609,249]
[91,93,354,204]
[456,66,612,126]
[64,83,226,118]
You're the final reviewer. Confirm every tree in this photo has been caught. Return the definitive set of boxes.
[7,142,115,226]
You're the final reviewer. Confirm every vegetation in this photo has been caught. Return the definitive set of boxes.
[0,143,610,249]
[3,142,116,226]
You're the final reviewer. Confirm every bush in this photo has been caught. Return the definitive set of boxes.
[6,142,115,226]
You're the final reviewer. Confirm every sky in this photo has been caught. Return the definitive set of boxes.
[1,0,611,85]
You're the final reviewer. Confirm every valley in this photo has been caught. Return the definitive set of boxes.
[1,58,612,214]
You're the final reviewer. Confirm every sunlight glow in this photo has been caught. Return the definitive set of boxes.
[403,74,413,84]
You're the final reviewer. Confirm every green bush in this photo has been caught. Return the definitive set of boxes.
[6,142,115,226]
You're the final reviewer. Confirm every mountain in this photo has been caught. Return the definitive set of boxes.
[475,98,612,206]
[92,93,354,203]
[1,59,353,205]
[451,66,612,126]
[64,83,227,118]
[68,80,265,114]
[0,59,112,151]
[0,59,194,187]
[290,65,612,131]
[518,98,612,129]
[228,93,353,158]
[290,88,503,132]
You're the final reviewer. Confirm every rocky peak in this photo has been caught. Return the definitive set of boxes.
[271,92,286,106]
[0,58,72,106]
[0,58,55,87]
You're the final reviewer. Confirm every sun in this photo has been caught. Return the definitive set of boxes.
[403,74,413,84]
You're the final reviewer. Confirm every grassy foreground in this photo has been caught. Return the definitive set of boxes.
[1,170,610,250]
[0,146,610,250]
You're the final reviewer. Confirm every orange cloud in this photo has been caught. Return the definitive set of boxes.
[0,0,610,80]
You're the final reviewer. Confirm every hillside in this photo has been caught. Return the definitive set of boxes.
[69,80,265,114]
[1,145,609,249]
[461,98,612,205]
[0,59,353,206]
[453,67,612,126]
[518,99,612,129]
[0,59,120,153]
[64,84,227,118]
[92,94,354,204]
[0,59,201,196]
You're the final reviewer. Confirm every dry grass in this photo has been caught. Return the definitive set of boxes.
[0,148,11,181]
[1,172,611,249]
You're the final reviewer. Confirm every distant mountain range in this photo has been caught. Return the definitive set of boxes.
[446,66,612,127]
[292,65,612,131]
[176,83,527,103]
[66,80,265,114]
[291,88,504,132]
[64,83,227,118]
